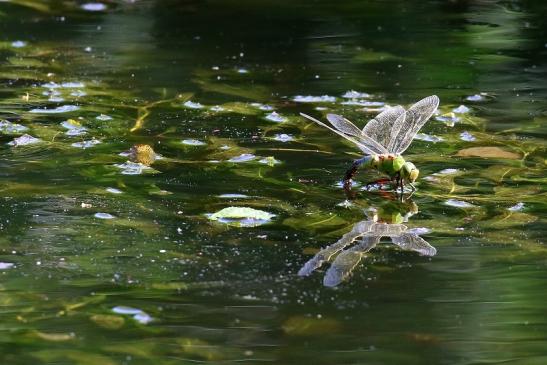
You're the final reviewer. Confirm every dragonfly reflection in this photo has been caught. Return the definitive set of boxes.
[298,200,436,287]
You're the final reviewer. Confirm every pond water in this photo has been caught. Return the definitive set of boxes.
[0,1,546,364]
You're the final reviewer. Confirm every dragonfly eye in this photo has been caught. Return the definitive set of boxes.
[409,168,419,182]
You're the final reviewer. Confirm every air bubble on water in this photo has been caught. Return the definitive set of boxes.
[183,100,204,109]
[265,112,286,123]
[444,199,476,208]
[8,134,41,146]
[508,202,524,212]
[460,131,476,141]
[11,40,27,48]
[181,139,206,146]
[96,114,112,121]
[228,154,256,163]
[94,212,115,219]
[71,139,101,148]
[342,90,371,98]
[30,105,80,114]
[452,105,470,113]
[273,133,293,142]
[414,133,444,143]
[293,95,336,103]
[81,3,107,11]
[466,94,485,102]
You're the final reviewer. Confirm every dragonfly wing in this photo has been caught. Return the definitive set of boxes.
[300,113,375,154]
[326,113,362,136]
[323,235,380,287]
[362,106,406,151]
[389,95,439,154]
[391,233,437,257]
[326,114,388,154]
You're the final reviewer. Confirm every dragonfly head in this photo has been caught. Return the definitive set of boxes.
[402,161,419,183]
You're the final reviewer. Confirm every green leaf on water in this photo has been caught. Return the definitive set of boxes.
[209,207,275,221]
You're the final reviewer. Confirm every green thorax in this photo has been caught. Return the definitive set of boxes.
[373,154,406,176]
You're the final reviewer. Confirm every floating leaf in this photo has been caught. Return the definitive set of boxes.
[90,314,125,330]
[457,146,520,159]
[209,207,275,221]
[282,316,342,336]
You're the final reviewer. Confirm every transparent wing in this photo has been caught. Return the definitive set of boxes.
[323,235,380,287]
[300,113,375,154]
[326,114,388,154]
[389,95,439,154]
[390,233,437,257]
[297,220,375,277]
[362,106,406,152]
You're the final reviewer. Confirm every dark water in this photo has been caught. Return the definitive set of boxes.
[0,1,545,364]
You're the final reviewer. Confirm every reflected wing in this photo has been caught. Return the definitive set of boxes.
[391,233,437,256]
[297,220,375,277]
[327,114,388,154]
[362,106,406,152]
[388,95,439,154]
[323,236,380,287]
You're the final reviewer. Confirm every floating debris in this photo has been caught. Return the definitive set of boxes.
[436,168,459,175]
[112,306,153,324]
[11,40,27,48]
[61,82,85,88]
[71,139,101,148]
[81,3,107,11]
[273,133,293,142]
[114,161,153,175]
[407,227,431,235]
[29,105,80,114]
[209,105,225,112]
[435,112,460,126]
[129,144,156,166]
[258,156,281,166]
[183,100,204,109]
[457,146,520,160]
[61,119,87,136]
[8,134,41,146]
[414,133,444,143]
[208,206,275,227]
[0,262,14,270]
[337,200,353,208]
[96,114,112,121]
[452,105,470,114]
[466,94,485,102]
[341,100,384,107]
[0,120,28,134]
[42,82,60,89]
[444,199,476,208]
[70,90,87,97]
[292,95,336,103]
[228,153,256,163]
[342,90,371,98]
[460,131,476,142]
[181,139,206,146]
[218,194,249,199]
[250,103,274,111]
[106,187,123,194]
[508,202,525,212]
[265,111,286,123]
[94,212,115,219]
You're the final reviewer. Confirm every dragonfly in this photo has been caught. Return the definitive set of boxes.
[300,95,439,194]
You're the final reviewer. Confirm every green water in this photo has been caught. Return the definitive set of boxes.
[0,1,546,364]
